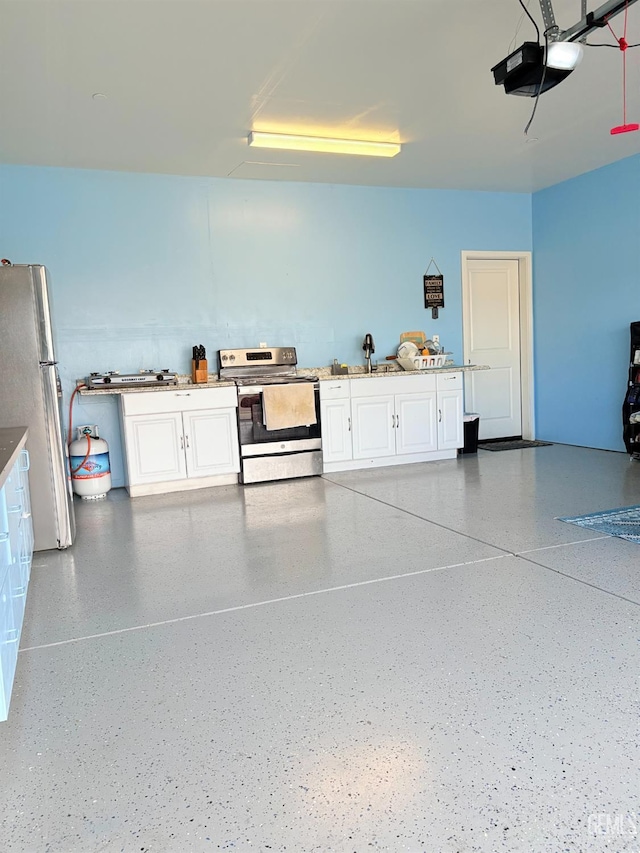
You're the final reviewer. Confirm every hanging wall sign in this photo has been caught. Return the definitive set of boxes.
[423,258,444,319]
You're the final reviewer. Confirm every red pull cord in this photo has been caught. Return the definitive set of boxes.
[607,1,639,133]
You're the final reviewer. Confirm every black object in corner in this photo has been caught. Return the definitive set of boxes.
[623,321,640,458]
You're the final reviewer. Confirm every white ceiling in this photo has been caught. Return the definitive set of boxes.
[1,0,639,192]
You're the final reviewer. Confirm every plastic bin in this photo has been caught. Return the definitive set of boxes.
[461,413,480,454]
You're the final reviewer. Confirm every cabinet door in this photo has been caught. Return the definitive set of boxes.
[320,399,353,463]
[0,488,10,588]
[123,413,187,485]
[3,465,25,571]
[0,570,18,722]
[183,408,240,478]
[351,396,396,459]
[395,392,438,455]
[438,389,464,450]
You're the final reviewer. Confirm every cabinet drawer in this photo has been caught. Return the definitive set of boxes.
[436,372,463,391]
[121,386,238,416]
[350,374,436,397]
[350,377,399,397]
[319,380,350,401]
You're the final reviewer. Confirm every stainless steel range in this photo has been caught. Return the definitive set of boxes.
[219,347,321,484]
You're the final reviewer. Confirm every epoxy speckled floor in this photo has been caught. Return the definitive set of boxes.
[2,444,639,852]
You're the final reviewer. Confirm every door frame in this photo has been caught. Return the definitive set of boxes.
[461,250,535,440]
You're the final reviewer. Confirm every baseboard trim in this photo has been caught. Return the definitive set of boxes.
[126,473,239,497]
[323,449,458,474]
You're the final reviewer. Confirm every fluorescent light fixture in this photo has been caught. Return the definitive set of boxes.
[248,131,401,158]
[546,41,584,71]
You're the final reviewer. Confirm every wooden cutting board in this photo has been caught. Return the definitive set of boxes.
[399,331,427,348]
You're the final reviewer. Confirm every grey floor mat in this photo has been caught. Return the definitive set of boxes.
[478,439,553,451]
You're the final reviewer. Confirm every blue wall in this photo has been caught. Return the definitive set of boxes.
[0,165,531,486]
[532,154,640,451]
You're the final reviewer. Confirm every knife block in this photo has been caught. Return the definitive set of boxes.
[191,359,208,384]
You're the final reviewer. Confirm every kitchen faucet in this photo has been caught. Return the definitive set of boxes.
[362,333,375,374]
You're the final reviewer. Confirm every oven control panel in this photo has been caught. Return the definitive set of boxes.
[219,347,297,367]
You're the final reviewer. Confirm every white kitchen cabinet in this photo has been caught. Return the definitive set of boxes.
[395,392,438,455]
[351,395,396,459]
[351,391,437,459]
[437,389,464,450]
[320,398,353,464]
[120,387,240,496]
[436,373,464,451]
[0,438,34,722]
[321,372,464,474]
[123,412,187,486]
[183,409,240,478]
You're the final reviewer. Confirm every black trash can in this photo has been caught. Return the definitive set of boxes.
[461,413,480,454]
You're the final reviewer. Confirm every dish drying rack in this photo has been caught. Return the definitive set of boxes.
[397,331,445,368]
[398,353,449,371]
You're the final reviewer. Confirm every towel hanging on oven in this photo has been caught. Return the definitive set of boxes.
[262,384,317,431]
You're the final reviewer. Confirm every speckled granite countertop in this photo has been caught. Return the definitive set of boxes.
[306,364,489,380]
[78,364,489,395]
[0,427,28,490]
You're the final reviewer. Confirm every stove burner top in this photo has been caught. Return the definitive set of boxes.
[87,370,178,388]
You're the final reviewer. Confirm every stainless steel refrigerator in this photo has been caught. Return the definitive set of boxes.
[0,264,75,550]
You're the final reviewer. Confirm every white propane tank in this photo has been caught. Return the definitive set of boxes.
[69,426,112,500]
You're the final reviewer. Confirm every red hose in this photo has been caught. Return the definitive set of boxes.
[70,433,92,475]
[68,383,86,447]
[68,382,92,474]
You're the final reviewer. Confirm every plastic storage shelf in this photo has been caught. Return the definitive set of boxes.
[0,447,34,721]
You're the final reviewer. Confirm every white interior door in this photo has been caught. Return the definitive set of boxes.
[463,259,522,440]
